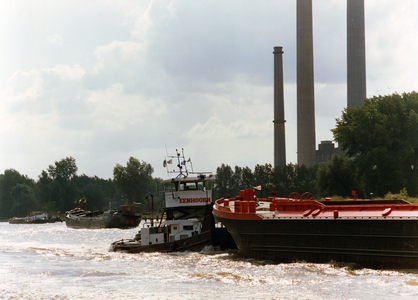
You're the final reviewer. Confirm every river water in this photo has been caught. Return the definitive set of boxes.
[1,222,418,300]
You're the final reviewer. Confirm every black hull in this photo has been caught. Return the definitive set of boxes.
[66,214,141,229]
[9,217,62,224]
[215,216,418,269]
[111,227,236,253]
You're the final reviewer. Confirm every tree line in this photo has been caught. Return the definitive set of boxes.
[1,92,417,219]
[214,163,318,200]
[0,156,161,219]
[0,158,321,220]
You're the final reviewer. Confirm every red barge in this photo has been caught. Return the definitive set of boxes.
[213,189,418,269]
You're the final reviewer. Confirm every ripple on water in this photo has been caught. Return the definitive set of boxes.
[3,223,418,300]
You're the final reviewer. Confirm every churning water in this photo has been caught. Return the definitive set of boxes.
[1,222,418,299]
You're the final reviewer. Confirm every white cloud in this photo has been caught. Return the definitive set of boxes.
[86,83,167,131]
[3,70,44,104]
[93,41,145,74]
[45,64,85,81]
[1,0,418,181]
[3,65,86,117]
[46,33,62,46]
[366,1,418,96]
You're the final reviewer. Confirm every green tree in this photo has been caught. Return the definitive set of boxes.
[293,164,318,195]
[71,174,103,210]
[280,163,299,195]
[49,179,79,212]
[113,157,156,204]
[47,157,78,181]
[316,153,357,197]
[34,170,55,212]
[270,164,318,198]
[231,166,243,193]
[10,184,38,217]
[214,164,235,198]
[214,163,319,200]
[271,166,286,196]
[0,169,35,218]
[332,92,418,196]
[254,163,274,196]
[241,166,254,190]
[45,157,79,212]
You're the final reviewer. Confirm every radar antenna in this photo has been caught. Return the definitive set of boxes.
[164,148,191,178]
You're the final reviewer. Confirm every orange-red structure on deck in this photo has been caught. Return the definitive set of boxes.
[214,189,418,219]
[213,189,418,269]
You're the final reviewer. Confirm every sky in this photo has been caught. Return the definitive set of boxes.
[1,0,418,181]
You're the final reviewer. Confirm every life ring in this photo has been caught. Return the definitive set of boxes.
[288,192,301,200]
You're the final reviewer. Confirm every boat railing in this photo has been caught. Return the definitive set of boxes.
[142,220,164,229]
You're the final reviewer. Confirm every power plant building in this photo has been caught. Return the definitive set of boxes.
[316,141,341,164]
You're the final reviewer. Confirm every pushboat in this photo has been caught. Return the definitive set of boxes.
[65,204,141,229]
[213,189,418,269]
[110,149,236,253]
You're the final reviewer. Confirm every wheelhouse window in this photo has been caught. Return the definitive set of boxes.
[164,182,179,192]
[197,180,212,190]
[179,182,197,191]
[177,180,212,191]
[183,225,193,231]
[163,182,175,192]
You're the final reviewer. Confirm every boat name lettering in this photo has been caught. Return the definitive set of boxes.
[179,197,211,203]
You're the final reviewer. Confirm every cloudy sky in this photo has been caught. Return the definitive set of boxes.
[1,0,418,181]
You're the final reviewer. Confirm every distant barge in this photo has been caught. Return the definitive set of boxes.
[66,205,141,229]
[9,211,62,224]
[213,189,418,269]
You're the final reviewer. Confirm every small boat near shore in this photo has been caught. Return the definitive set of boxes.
[9,211,62,224]
[65,204,141,229]
[110,149,236,253]
[213,189,418,269]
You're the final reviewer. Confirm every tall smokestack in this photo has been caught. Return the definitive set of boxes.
[273,46,286,167]
[297,0,316,167]
[347,0,366,108]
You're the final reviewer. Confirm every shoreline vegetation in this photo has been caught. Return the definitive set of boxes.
[3,191,417,223]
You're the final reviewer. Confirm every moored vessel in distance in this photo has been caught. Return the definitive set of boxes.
[65,204,141,229]
[9,211,62,224]
[110,148,236,253]
[213,189,418,269]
